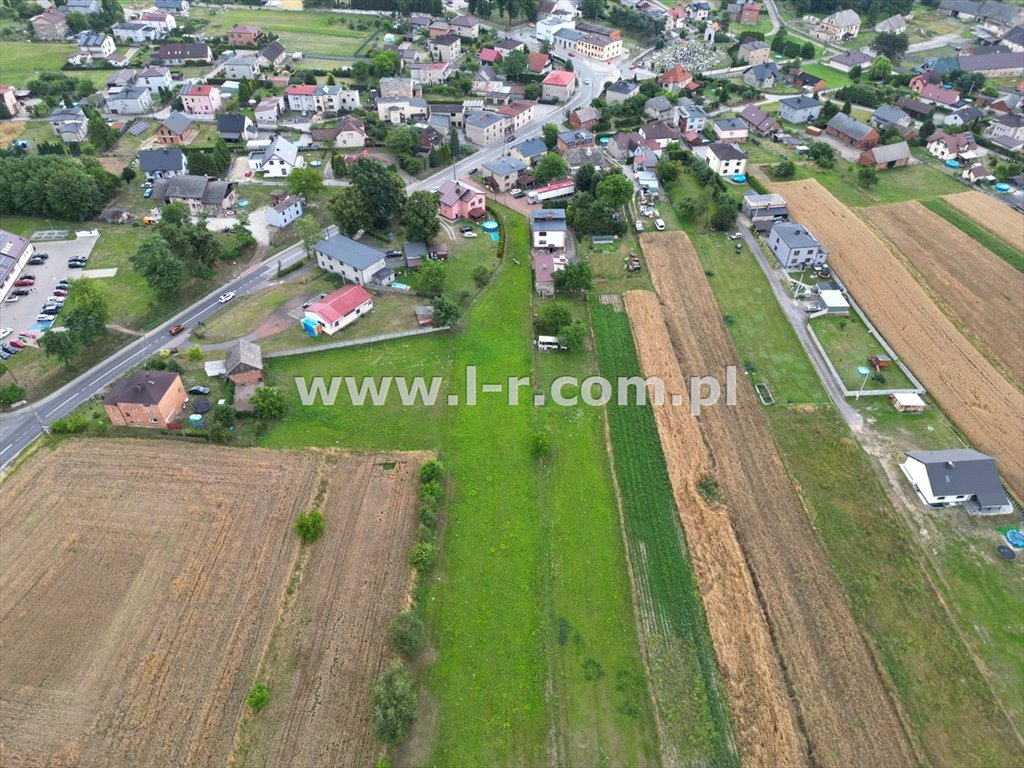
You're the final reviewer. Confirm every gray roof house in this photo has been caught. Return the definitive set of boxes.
[511,137,547,165]
[901,449,1011,515]
[605,79,640,104]
[677,99,709,132]
[778,95,821,124]
[766,221,828,269]
[743,62,781,88]
[217,113,256,142]
[151,175,236,211]
[645,95,674,120]
[313,233,390,286]
[138,147,188,179]
[870,104,912,130]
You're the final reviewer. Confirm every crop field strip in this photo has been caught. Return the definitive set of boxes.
[921,198,1024,273]
[589,298,740,768]
[774,180,1024,499]
[612,293,804,768]
[862,200,1024,389]
[941,190,1024,251]
[639,232,916,768]
[0,440,323,767]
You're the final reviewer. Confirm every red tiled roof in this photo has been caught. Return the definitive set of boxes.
[307,285,373,326]
[527,52,549,72]
[659,64,692,83]
[478,48,501,62]
[543,70,575,86]
[285,84,317,95]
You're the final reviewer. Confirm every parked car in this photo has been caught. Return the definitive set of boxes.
[27,256,47,265]
[68,261,86,269]
[505,135,516,143]
[218,291,236,303]
[143,188,153,198]
[169,324,185,335]
[9,339,25,349]
[14,278,33,287]
[804,303,824,313]
[459,225,473,233]
[654,218,666,231]
[512,190,526,199]
[462,231,478,238]
[635,220,644,232]
[33,253,48,260]
[385,249,402,257]
[12,288,29,296]
[4,296,18,304]
[188,386,210,395]
[35,314,53,323]
[726,232,742,240]
[0,350,10,360]
[0,328,12,340]
[2,344,17,355]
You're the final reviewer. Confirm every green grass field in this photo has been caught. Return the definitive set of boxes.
[810,313,917,392]
[798,61,853,90]
[198,8,378,57]
[0,41,83,88]
[920,198,1024,273]
[785,160,967,207]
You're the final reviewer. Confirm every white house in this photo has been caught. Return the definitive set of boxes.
[112,22,164,43]
[138,147,188,180]
[313,233,392,286]
[105,86,152,115]
[697,142,747,176]
[766,222,828,269]
[712,117,748,142]
[314,84,359,113]
[285,84,317,113]
[248,135,304,177]
[901,449,1012,516]
[78,32,115,57]
[335,115,366,148]
[222,54,260,80]
[531,208,567,250]
[265,192,303,228]
[138,65,173,95]
[302,284,375,336]
[254,96,282,127]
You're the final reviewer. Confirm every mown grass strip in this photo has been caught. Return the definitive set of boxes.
[920,198,1024,273]
[589,297,737,767]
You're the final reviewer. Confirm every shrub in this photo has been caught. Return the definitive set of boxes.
[472,265,490,288]
[186,345,203,361]
[409,541,436,572]
[293,509,325,543]
[419,480,442,504]
[418,504,438,531]
[697,473,721,503]
[419,459,444,485]
[388,611,424,660]
[164,358,182,373]
[536,301,573,335]
[49,412,89,433]
[246,683,269,712]
[370,665,416,744]
[0,382,26,407]
[530,431,550,460]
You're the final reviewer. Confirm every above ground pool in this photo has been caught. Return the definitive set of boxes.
[944,160,960,169]
[731,174,747,183]
[994,182,1011,193]
[481,220,499,232]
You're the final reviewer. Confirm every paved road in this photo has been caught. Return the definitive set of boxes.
[0,228,334,470]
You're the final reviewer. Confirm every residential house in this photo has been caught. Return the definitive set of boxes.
[223,54,260,81]
[64,0,99,12]
[858,141,912,169]
[223,339,263,387]
[379,77,422,99]
[686,1,711,20]
[0,229,34,302]
[465,111,509,145]
[636,120,676,148]
[901,449,1011,516]
[265,191,302,228]
[532,250,560,297]
[376,96,428,124]
[828,50,873,72]
[138,11,176,34]
[537,13,576,43]
[427,20,451,37]
[874,14,907,33]
[254,96,282,127]
[437,178,486,220]
[106,86,152,115]
[449,15,481,38]
[407,60,453,84]
[895,94,934,120]
[155,111,194,144]
[154,0,189,13]
[528,52,551,75]
[138,65,172,95]
[987,111,1024,143]
[302,284,375,335]
[314,84,359,113]
[153,43,211,65]
[739,39,771,64]
[217,113,256,142]
[645,95,675,121]
[482,156,528,192]
[313,234,390,286]
[105,68,137,92]
[542,69,576,101]
[103,370,186,428]
[49,105,87,143]
[945,105,984,127]
[990,92,1024,113]
[112,22,163,43]
[742,192,788,232]
[698,142,748,176]
[870,104,913,131]
[139,147,188,180]
[512,137,548,166]
[677,99,709,132]
[257,40,287,70]
[788,69,826,91]
[430,104,465,129]
[606,130,643,160]
[955,52,1024,77]
[78,32,115,57]
[557,128,595,152]
[1001,24,1024,52]
[739,104,781,135]
[335,115,366,148]
[30,7,67,39]
[564,144,607,169]
[728,2,761,24]
[552,26,584,54]
[813,9,861,41]
[743,62,781,88]
[429,34,461,62]
[151,175,236,212]
[926,129,979,159]
[657,65,695,94]
[497,100,536,133]
[531,208,567,250]
[249,135,304,177]
[285,84,316,113]
[495,37,527,56]
[0,87,21,119]
[713,117,748,142]
[605,79,640,103]
[918,83,961,109]
[569,105,599,130]
[767,222,828,269]
[576,32,623,61]
[989,132,1024,153]
[228,24,262,46]
[180,83,221,115]
[826,112,879,148]
[963,162,996,183]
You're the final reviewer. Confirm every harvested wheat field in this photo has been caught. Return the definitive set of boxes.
[638,232,915,768]
[623,290,806,768]
[232,452,427,768]
[943,190,1024,247]
[864,200,1024,387]
[775,180,1024,497]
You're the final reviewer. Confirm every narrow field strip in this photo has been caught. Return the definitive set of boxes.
[941,190,1024,256]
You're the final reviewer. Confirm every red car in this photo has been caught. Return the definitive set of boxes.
[9,339,25,349]
[14,278,33,287]
[52,289,68,297]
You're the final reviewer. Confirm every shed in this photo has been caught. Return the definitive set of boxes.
[891,392,926,412]
[819,289,850,314]
[225,339,263,385]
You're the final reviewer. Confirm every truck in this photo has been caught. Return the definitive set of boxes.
[527,179,575,204]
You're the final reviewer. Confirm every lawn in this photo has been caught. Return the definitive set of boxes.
[196,276,329,345]
[577,231,654,294]
[798,61,853,90]
[197,8,378,57]
[920,198,1024,273]
[786,159,967,207]
[809,313,917,392]
[3,331,134,401]
[0,41,84,88]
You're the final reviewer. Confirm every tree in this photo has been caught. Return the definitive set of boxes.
[251,386,286,420]
[350,157,405,228]
[808,142,836,169]
[130,236,187,300]
[800,41,816,59]
[63,278,111,345]
[246,683,269,712]
[581,0,605,18]
[841,99,852,114]
[371,50,400,77]
[554,262,593,294]
[536,301,572,334]
[286,167,324,199]
[523,82,541,101]
[448,127,460,156]
[40,331,79,367]
[417,261,446,294]
[867,55,892,81]
[559,320,587,352]
[389,612,424,660]
[0,382,25,406]
[86,108,118,152]
[294,215,324,258]
[873,31,909,63]
[710,206,737,231]
[534,152,569,185]
[120,166,137,185]
[384,125,419,156]
[857,166,879,188]
[327,186,371,236]
[45,166,100,221]
[370,666,416,744]
[656,157,680,183]
[770,157,796,179]
[432,295,461,327]
[848,64,863,81]
[502,48,528,79]
[293,509,325,543]
[596,172,633,209]
[402,190,440,244]
[409,541,436,571]
[541,122,559,151]
[473,264,490,287]
[574,163,598,194]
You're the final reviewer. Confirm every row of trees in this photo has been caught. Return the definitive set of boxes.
[768,28,817,61]
[0,154,119,220]
[39,279,112,367]
[184,138,234,178]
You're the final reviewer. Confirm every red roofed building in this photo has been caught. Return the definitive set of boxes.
[542,69,576,101]
[302,284,374,336]
[527,51,551,74]
[285,83,317,112]
[918,83,960,108]
[180,83,222,115]
[478,47,502,63]
[658,64,693,93]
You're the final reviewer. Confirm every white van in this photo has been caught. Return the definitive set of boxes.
[654,218,666,231]
[635,219,644,232]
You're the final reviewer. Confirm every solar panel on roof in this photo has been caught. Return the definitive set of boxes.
[127,120,149,136]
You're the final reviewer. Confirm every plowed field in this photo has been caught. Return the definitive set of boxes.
[623,290,805,768]
[942,190,1024,247]
[775,180,1024,497]
[864,200,1024,388]
[638,232,915,768]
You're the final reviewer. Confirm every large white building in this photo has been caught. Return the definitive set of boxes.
[313,233,393,286]
[531,208,567,250]
[248,135,305,177]
[901,449,1012,516]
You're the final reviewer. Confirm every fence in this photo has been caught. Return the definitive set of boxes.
[264,326,449,359]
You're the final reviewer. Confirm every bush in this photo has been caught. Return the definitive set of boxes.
[697,473,721,502]
[0,382,26,407]
[409,541,436,571]
[293,509,325,543]
[530,431,550,460]
[418,504,438,531]
[419,458,444,485]
[536,301,573,335]
[186,345,203,361]
[49,412,88,433]
[388,612,424,660]
[419,480,442,504]
[370,665,417,744]
[246,683,269,712]
[472,264,490,288]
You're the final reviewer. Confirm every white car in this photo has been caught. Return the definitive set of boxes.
[510,188,522,196]
[654,218,666,231]
[463,231,479,238]
[726,232,742,240]
[4,296,18,304]
[0,327,12,339]
[218,292,236,304]
[584,78,591,84]
[635,220,644,232]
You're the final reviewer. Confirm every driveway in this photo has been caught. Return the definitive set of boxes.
[226,156,252,183]
[812,131,866,163]
[206,208,271,248]
[0,234,100,337]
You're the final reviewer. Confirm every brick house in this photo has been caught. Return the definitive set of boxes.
[825,113,879,148]
[228,24,262,46]
[103,370,186,428]
[155,111,195,144]
[180,83,222,115]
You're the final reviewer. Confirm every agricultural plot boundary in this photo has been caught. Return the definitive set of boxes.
[941,191,1024,253]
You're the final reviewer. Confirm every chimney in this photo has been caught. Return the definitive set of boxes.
[946,461,956,469]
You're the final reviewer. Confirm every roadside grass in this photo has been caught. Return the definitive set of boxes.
[0,41,84,87]
[3,332,134,401]
[590,298,738,767]
[785,159,966,207]
[920,198,1024,273]
[197,8,376,56]
[809,313,917,392]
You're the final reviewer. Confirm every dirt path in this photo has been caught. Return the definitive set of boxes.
[638,231,916,768]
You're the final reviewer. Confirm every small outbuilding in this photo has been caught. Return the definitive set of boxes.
[890,392,926,412]
[819,289,850,314]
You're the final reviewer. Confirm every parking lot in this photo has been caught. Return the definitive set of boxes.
[0,234,100,337]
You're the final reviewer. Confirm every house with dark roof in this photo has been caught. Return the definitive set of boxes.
[258,40,287,70]
[153,42,211,65]
[788,69,826,91]
[639,120,679,147]
[531,208,567,250]
[437,178,486,220]
[870,104,913,131]
[139,147,187,180]
[927,129,979,159]
[713,117,748,142]
[569,105,600,130]
[224,339,263,385]
[511,137,548,166]
[901,448,1011,515]
[265,191,302,228]
[217,113,256,142]
[767,221,828,269]
[645,95,674,121]
[151,175,236,212]
[826,113,879,148]
[557,128,595,152]
[605,79,640,104]
[918,83,961,108]
[895,95,934,120]
[31,7,68,39]
[739,104,781,135]
[778,95,821,123]
[743,62,780,88]
[697,142,747,176]
[858,141,912,169]
[481,156,528,191]
[828,50,873,72]
[103,370,186,428]
[986,111,1024,143]
[313,234,391,286]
